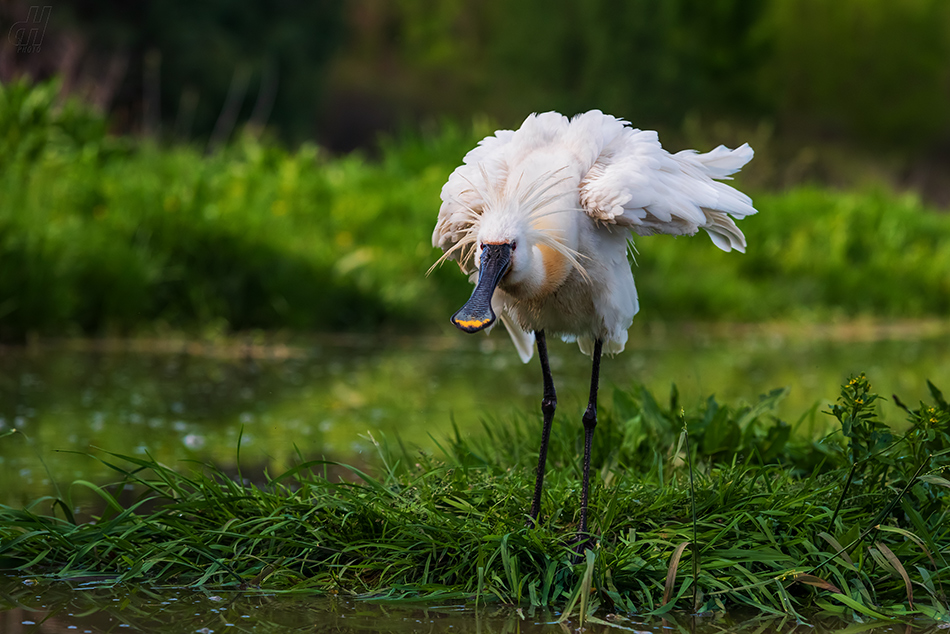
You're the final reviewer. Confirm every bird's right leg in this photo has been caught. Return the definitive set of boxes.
[578,339,603,542]
[565,338,603,562]
[527,330,556,526]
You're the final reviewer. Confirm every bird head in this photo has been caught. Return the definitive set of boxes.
[444,169,584,334]
[449,213,579,333]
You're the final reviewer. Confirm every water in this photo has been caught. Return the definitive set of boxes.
[2,325,950,631]
[1,576,945,633]
[2,323,950,507]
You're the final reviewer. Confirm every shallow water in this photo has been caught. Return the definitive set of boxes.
[2,323,950,506]
[1,576,946,633]
[2,325,950,631]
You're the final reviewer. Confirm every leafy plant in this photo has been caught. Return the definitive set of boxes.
[828,374,891,466]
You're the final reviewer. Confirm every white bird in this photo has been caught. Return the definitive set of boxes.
[431,110,756,545]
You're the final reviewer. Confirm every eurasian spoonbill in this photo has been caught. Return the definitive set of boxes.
[431,110,756,545]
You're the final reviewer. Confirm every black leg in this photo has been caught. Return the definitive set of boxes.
[578,339,603,543]
[528,330,556,526]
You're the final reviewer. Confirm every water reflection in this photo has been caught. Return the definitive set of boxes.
[0,577,943,633]
[1,324,949,506]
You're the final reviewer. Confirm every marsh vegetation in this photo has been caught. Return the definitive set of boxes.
[1,369,949,625]
[3,80,950,342]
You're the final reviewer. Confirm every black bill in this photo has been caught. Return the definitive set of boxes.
[451,243,512,333]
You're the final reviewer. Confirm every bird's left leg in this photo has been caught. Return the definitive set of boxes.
[528,330,556,526]
[578,339,603,550]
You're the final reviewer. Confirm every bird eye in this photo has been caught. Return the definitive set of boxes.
[511,241,517,251]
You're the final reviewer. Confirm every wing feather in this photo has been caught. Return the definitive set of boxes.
[579,123,756,252]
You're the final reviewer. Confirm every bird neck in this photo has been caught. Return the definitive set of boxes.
[535,242,573,295]
[501,240,573,300]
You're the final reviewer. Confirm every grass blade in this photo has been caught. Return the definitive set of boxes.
[875,541,914,608]
[663,541,691,607]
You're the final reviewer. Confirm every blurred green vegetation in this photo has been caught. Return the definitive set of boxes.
[328,0,950,151]
[0,79,477,338]
[1,78,950,341]
[25,0,344,144]
[6,0,950,152]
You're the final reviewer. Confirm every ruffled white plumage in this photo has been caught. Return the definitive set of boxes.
[432,110,756,361]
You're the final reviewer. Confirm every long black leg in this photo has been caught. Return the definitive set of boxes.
[578,339,603,542]
[528,330,556,525]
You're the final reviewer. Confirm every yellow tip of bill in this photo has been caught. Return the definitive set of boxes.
[453,317,491,330]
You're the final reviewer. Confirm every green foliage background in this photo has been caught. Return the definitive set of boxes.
[324,0,950,149]
[10,0,947,148]
[1,79,950,340]
[45,0,344,144]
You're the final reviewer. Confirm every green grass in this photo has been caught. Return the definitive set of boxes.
[2,78,950,340]
[1,375,948,624]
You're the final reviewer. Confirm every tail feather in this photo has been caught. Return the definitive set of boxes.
[703,209,747,253]
[695,143,754,180]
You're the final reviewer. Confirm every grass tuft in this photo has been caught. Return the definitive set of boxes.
[1,376,949,623]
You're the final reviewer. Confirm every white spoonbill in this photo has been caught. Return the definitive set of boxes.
[431,110,756,543]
